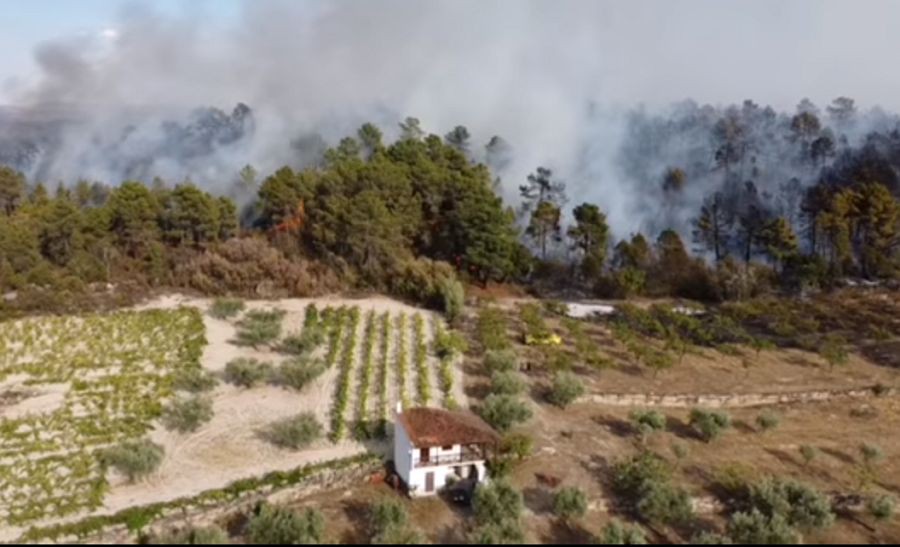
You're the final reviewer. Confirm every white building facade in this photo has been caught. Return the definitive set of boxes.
[393,407,500,497]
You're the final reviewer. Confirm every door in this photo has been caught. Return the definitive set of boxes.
[419,447,430,464]
[425,471,435,493]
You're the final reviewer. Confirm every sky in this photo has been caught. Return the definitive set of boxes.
[0,0,239,97]
[3,0,900,109]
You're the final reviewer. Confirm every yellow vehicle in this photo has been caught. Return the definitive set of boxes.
[524,333,562,346]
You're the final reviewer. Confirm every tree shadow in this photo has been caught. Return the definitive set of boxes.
[616,361,644,377]
[523,485,554,515]
[338,499,371,544]
[665,416,698,441]
[581,454,616,492]
[433,523,468,544]
[764,447,801,468]
[529,382,551,406]
[464,381,491,400]
[820,446,856,465]
[592,414,634,438]
[539,519,595,544]
[783,354,822,369]
[223,510,250,538]
[732,419,756,435]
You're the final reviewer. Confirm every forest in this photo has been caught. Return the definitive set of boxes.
[0,97,899,315]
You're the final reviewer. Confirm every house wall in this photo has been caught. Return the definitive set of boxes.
[406,460,488,497]
[413,443,462,465]
[393,421,490,497]
[393,421,414,486]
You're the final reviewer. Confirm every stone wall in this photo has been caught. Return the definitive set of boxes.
[584,385,892,409]
[62,458,382,544]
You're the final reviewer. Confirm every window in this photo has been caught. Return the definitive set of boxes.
[442,445,453,451]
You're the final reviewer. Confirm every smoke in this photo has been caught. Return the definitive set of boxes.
[4,0,900,239]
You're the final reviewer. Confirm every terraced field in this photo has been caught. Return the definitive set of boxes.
[0,309,205,526]
[0,296,464,537]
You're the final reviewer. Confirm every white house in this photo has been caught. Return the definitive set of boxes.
[393,407,501,497]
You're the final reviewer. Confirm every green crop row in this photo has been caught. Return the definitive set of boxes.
[395,313,410,410]
[433,321,458,409]
[329,307,361,442]
[0,308,205,526]
[413,313,431,406]
[378,312,391,421]
[353,311,377,439]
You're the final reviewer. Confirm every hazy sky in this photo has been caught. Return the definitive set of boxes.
[3,0,899,236]
[2,0,900,110]
[0,0,238,97]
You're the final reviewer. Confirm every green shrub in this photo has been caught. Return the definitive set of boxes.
[611,451,692,525]
[799,445,818,466]
[553,487,587,522]
[261,413,323,449]
[689,408,731,442]
[162,395,215,433]
[246,504,324,545]
[440,277,466,323]
[99,438,165,483]
[596,520,647,545]
[278,331,323,356]
[635,481,694,526]
[149,525,229,544]
[370,499,407,535]
[520,302,552,341]
[477,307,510,351]
[276,357,326,391]
[224,358,273,387]
[867,494,896,522]
[612,452,671,500]
[860,442,884,467]
[371,525,422,544]
[690,530,733,544]
[171,367,218,393]
[234,309,286,348]
[756,412,780,432]
[208,298,245,319]
[434,327,468,358]
[547,372,584,408]
[468,520,525,544]
[670,442,689,463]
[630,410,667,438]
[369,499,423,544]
[819,334,849,370]
[747,478,834,532]
[473,481,523,526]
[490,371,526,396]
[727,509,798,545]
[543,346,575,371]
[479,394,532,432]
[500,433,533,461]
[484,349,518,373]
[486,455,516,480]
[543,300,569,316]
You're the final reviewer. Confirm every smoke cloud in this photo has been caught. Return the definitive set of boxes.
[4,0,900,239]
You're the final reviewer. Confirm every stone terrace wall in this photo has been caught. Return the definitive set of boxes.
[584,385,893,409]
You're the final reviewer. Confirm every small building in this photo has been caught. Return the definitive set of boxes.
[393,407,501,497]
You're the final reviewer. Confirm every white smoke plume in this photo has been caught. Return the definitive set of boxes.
[5,0,900,238]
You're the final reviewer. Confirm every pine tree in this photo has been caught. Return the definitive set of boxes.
[567,202,609,278]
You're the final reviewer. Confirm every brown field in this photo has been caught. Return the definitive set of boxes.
[265,291,900,544]
[21,290,897,544]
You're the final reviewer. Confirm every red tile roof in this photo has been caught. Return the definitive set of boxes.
[397,407,501,448]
